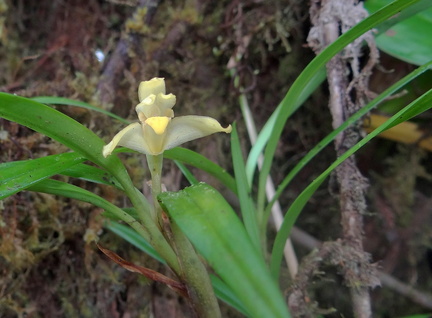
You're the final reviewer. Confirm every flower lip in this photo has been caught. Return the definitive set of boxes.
[145,116,171,135]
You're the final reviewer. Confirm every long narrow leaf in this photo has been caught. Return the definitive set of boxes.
[257,0,424,217]
[231,124,261,252]
[62,163,124,190]
[210,276,248,316]
[245,66,327,184]
[27,179,156,244]
[164,147,237,194]
[265,61,432,219]
[173,160,199,185]
[31,96,131,124]
[0,94,131,185]
[105,221,163,262]
[159,183,290,318]
[365,0,432,36]
[0,94,179,272]
[106,218,248,315]
[28,179,138,224]
[367,0,432,65]
[0,152,85,199]
[0,93,156,221]
[270,88,432,279]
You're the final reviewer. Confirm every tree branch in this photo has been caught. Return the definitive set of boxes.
[305,1,381,317]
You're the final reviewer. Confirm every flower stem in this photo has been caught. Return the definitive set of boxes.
[116,172,181,274]
[170,220,222,318]
[146,153,164,223]
[147,154,221,318]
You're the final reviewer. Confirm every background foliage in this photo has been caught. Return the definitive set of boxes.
[0,0,432,317]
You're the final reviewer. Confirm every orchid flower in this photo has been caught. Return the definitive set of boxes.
[102,78,232,157]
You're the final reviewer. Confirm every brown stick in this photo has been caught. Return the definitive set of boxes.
[306,1,380,317]
[97,243,188,297]
[290,226,432,310]
[95,0,161,110]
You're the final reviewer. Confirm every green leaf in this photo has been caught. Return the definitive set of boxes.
[365,0,432,35]
[27,179,156,245]
[102,207,141,222]
[0,94,131,185]
[173,160,199,185]
[257,0,425,220]
[27,179,136,222]
[265,61,432,220]
[163,147,237,194]
[0,93,152,217]
[62,163,123,190]
[245,66,327,184]
[28,178,181,272]
[105,221,163,262]
[0,93,179,272]
[231,124,261,252]
[365,0,432,65]
[375,71,432,114]
[106,218,248,315]
[270,88,432,279]
[0,152,85,199]
[158,183,290,318]
[31,96,131,124]
[397,315,432,318]
[210,276,248,316]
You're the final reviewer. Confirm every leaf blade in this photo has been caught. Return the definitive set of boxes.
[0,152,85,199]
[31,96,131,124]
[258,0,424,219]
[265,61,432,219]
[164,147,237,194]
[159,183,290,318]
[62,163,124,190]
[231,124,261,251]
[270,88,432,279]
[106,220,248,315]
[0,93,131,183]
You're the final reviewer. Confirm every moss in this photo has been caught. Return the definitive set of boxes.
[0,0,8,45]
[125,7,150,34]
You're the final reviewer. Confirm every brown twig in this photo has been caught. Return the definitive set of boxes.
[97,243,188,297]
[290,226,432,311]
[303,1,381,317]
[95,0,161,110]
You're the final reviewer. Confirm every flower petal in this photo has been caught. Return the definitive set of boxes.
[102,122,153,156]
[155,93,176,114]
[136,95,159,121]
[138,78,166,101]
[136,93,176,121]
[163,116,232,151]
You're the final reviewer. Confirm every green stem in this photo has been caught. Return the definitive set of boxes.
[114,166,181,274]
[170,221,222,318]
[147,154,221,318]
[146,153,164,220]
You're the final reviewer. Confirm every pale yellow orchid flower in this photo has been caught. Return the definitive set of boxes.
[103,78,232,157]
